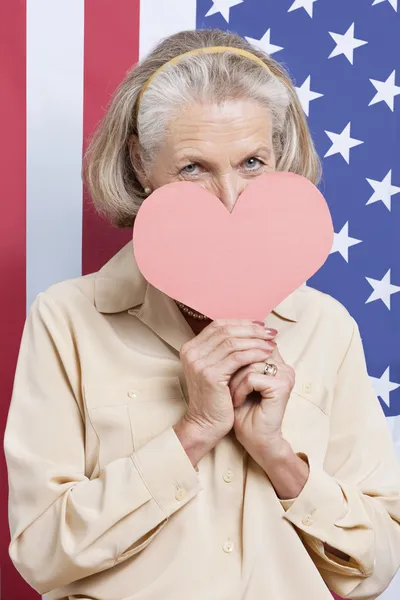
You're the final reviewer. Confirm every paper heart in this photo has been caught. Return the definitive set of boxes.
[133,172,334,320]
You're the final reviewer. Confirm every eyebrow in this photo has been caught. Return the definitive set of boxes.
[175,145,272,166]
[249,146,272,160]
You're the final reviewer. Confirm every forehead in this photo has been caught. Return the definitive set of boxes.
[163,99,273,158]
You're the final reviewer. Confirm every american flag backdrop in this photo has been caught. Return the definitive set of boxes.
[0,1,399,599]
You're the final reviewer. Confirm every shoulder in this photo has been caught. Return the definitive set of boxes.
[29,273,98,326]
[296,284,352,320]
[295,284,357,346]
[43,273,96,304]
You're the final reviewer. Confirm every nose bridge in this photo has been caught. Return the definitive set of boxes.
[217,171,243,212]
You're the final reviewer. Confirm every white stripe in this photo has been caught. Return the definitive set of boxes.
[139,0,197,58]
[26,0,84,310]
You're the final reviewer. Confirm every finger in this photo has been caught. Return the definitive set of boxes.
[213,347,275,381]
[269,348,296,388]
[201,336,276,365]
[229,362,261,399]
[232,372,276,407]
[203,321,277,350]
[268,345,286,365]
[189,323,277,361]
[185,319,268,347]
[231,373,256,408]
[227,348,281,399]
[188,319,277,345]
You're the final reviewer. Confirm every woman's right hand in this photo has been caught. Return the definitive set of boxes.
[174,319,277,466]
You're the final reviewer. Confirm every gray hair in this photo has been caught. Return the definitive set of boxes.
[83,28,322,228]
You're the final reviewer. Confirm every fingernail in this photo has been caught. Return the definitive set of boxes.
[265,328,278,335]
[252,320,265,326]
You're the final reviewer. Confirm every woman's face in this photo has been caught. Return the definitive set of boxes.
[143,99,276,212]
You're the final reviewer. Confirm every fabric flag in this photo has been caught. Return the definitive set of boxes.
[1,1,399,599]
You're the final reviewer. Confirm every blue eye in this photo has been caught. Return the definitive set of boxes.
[244,157,263,170]
[181,163,199,175]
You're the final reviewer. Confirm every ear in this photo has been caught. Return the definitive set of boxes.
[129,134,150,190]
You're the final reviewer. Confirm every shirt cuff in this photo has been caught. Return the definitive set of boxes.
[131,426,202,518]
[280,452,347,536]
[279,453,374,577]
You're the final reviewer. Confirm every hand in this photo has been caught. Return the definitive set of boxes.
[230,344,295,467]
[175,319,276,465]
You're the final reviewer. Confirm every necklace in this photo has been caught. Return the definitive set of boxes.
[175,300,209,320]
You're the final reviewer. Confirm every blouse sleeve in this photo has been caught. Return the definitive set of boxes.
[280,318,400,599]
[4,293,201,594]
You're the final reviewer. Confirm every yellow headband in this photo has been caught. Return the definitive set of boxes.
[136,46,270,113]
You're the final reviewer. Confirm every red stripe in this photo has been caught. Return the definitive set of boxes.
[0,2,38,599]
[82,0,140,275]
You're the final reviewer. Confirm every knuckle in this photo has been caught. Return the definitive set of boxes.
[180,340,195,357]
[184,347,198,364]
[244,350,259,363]
[234,350,249,367]
[180,342,190,357]
[220,325,234,338]
[279,375,294,394]
[192,358,206,376]
[244,370,254,383]
[229,351,242,368]
[258,348,272,359]
[212,319,225,330]
[225,337,238,351]
[244,372,256,390]
[286,366,295,381]
[248,372,257,387]
[201,366,215,383]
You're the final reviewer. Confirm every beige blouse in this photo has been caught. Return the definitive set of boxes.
[4,242,400,600]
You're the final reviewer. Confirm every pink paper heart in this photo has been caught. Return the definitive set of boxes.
[133,172,334,320]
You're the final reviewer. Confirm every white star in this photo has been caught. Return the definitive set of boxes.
[330,222,362,262]
[372,0,398,11]
[369,70,400,111]
[328,23,368,65]
[245,29,283,56]
[324,122,364,164]
[366,170,400,211]
[288,0,318,17]
[205,0,244,22]
[295,76,323,116]
[366,269,400,310]
[370,368,400,407]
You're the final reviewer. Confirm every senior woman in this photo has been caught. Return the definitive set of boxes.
[4,28,400,600]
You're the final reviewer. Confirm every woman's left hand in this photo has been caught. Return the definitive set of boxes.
[230,343,295,465]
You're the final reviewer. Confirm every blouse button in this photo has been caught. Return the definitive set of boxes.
[302,382,312,394]
[175,488,186,501]
[223,540,234,553]
[127,390,137,399]
[223,469,234,483]
[302,515,313,526]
